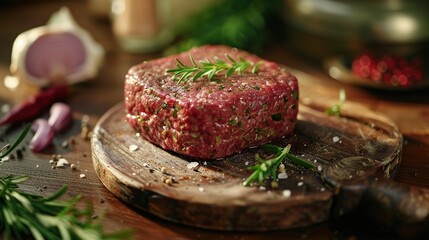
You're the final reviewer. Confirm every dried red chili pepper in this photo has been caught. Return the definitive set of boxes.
[0,84,69,125]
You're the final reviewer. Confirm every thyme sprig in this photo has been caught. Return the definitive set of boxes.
[166,54,261,83]
[0,175,132,240]
[325,88,346,117]
[243,144,315,187]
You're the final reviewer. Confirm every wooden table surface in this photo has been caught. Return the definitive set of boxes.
[1,1,428,239]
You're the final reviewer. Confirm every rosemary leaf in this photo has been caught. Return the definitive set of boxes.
[0,123,30,158]
[325,88,346,117]
[286,154,315,169]
[252,62,263,74]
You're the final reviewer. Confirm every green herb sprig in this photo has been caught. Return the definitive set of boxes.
[325,88,346,117]
[166,54,261,83]
[0,175,132,240]
[0,125,132,239]
[243,144,315,187]
[166,0,283,54]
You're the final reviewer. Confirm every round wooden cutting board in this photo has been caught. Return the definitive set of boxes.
[92,103,402,231]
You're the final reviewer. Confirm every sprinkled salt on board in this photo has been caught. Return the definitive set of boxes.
[56,158,69,167]
[129,144,139,152]
[187,162,199,170]
[278,173,288,179]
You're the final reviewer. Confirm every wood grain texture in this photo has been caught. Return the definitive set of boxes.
[92,103,402,231]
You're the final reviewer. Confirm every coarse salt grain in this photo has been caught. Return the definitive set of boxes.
[317,165,323,171]
[278,172,288,179]
[61,140,69,148]
[332,136,340,143]
[56,158,69,167]
[2,156,10,162]
[164,178,173,185]
[79,173,86,178]
[187,162,199,170]
[245,161,249,166]
[129,144,139,152]
[198,187,205,192]
[282,189,292,198]
[297,181,304,187]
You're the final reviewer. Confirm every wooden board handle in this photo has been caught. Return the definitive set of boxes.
[333,180,429,237]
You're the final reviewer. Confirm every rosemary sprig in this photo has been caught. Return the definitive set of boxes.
[325,88,346,117]
[166,54,261,83]
[0,175,132,240]
[0,125,132,239]
[243,144,315,186]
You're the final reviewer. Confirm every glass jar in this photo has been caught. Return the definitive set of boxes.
[111,0,173,53]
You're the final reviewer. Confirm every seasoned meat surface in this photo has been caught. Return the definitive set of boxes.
[124,45,299,159]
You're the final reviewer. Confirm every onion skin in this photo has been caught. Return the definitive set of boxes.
[48,102,72,132]
[30,119,55,152]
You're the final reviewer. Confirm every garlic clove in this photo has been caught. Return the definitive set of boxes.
[48,102,72,132]
[30,118,55,152]
[9,7,104,88]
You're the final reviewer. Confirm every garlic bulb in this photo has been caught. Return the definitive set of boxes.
[8,7,104,88]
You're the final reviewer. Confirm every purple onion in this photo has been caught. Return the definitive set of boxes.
[48,102,72,132]
[30,118,55,152]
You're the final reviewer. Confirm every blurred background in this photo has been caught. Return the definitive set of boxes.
[1,0,429,89]
[87,0,429,89]
[2,0,429,54]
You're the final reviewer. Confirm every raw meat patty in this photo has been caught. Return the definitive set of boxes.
[124,45,299,159]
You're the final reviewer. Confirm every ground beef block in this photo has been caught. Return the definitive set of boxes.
[124,45,299,159]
